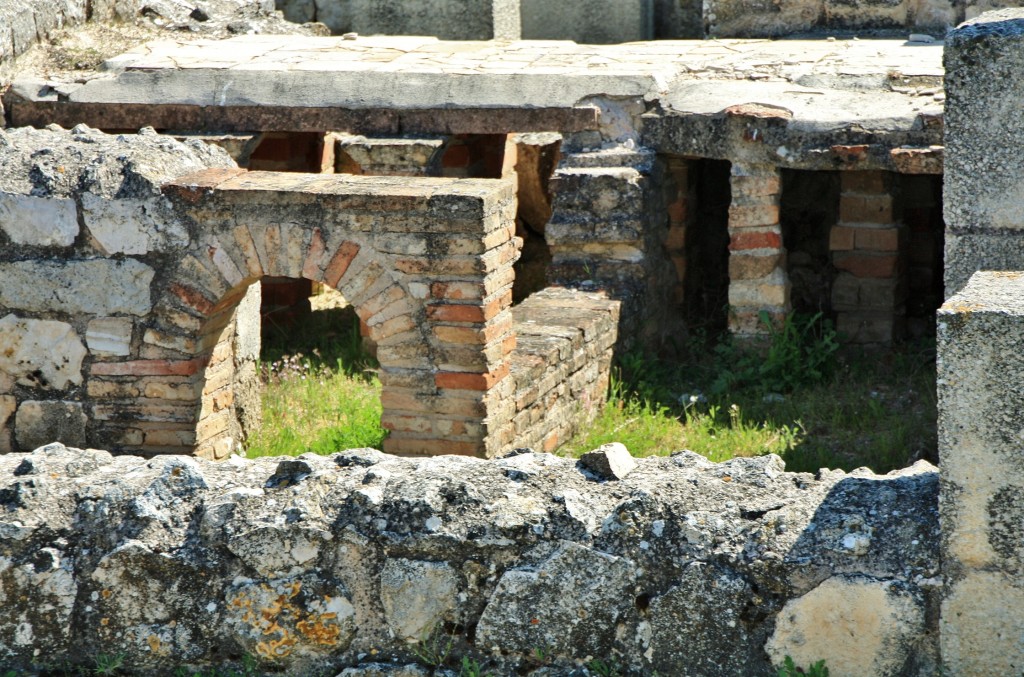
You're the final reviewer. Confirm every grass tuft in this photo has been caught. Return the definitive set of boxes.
[244,307,387,459]
[562,313,936,474]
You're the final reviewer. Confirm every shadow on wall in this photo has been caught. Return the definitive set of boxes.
[773,471,941,675]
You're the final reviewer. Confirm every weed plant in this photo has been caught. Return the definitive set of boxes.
[777,655,829,676]
[244,307,387,458]
[564,312,936,474]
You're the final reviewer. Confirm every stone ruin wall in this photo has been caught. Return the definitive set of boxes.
[278,0,1024,42]
[0,442,942,676]
[0,124,617,460]
[7,2,1024,674]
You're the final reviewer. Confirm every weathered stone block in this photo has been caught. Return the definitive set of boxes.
[81,194,189,255]
[85,317,134,357]
[14,400,87,449]
[833,251,900,278]
[0,193,78,247]
[380,559,460,642]
[840,194,895,225]
[945,11,1024,295]
[520,0,653,43]
[0,259,154,316]
[729,251,786,280]
[308,0,521,39]
[0,315,87,390]
[766,575,926,676]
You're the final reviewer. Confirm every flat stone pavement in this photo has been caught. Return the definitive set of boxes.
[5,35,944,144]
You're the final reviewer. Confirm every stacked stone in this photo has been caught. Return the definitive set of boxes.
[334,135,446,176]
[0,126,238,456]
[509,287,620,453]
[548,146,673,348]
[937,272,1024,675]
[727,162,790,337]
[830,171,906,343]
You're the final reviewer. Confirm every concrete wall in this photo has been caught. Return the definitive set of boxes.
[0,442,940,675]
[277,0,983,40]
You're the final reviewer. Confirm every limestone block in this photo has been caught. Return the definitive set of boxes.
[314,0,521,39]
[0,315,87,390]
[938,272,1024,672]
[0,396,14,430]
[0,259,154,316]
[81,194,189,255]
[765,575,925,677]
[233,283,262,362]
[0,193,78,247]
[86,317,133,357]
[941,570,1024,676]
[475,542,636,656]
[14,400,87,449]
[380,559,459,642]
[648,562,757,674]
[580,442,636,480]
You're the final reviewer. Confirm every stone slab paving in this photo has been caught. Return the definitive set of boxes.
[5,35,944,143]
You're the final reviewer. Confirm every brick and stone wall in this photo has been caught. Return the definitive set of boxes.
[547,144,675,350]
[0,125,617,460]
[728,163,790,338]
[510,287,619,453]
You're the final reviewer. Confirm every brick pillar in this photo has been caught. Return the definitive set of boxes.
[727,163,789,337]
[663,157,692,310]
[547,145,673,349]
[829,171,906,344]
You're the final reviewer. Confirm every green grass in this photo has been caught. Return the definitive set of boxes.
[562,314,936,474]
[248,306,935,474]
[243,307,387,459]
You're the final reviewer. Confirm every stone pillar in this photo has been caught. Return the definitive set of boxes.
[727,162,789,337]
[829,171,906,344]
[937,271,1024,675]
[547,145,673,349]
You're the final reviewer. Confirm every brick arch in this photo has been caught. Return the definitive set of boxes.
[149,222,438,459]
[118,168,525,459]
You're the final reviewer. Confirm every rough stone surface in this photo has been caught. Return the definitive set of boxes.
[0,315,87,391]
[0,193,78,247]
[580,442,637,480]
[520,0,654,43]
[81,194,189,255]
[765,574,927,677]
[944,10,1024,296]
[380,559,460,642]
[0,445,939,675]
[13,401,87,448]
[279,0,521,39]
[938,271,1024,675]
[0,259,155,317]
